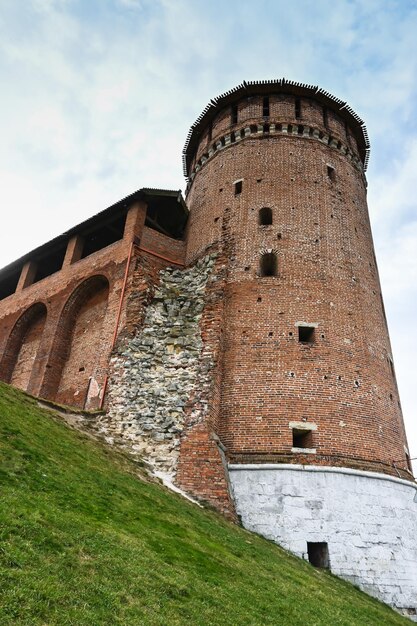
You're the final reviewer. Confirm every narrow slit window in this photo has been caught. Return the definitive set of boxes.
[295,98,301,119]
[388,357,395,377]
[234,180,242,195]
[259,207,272,226]
[231,104,238,125]
[327,165,335,182]
[207,121,212,141]
[263,96,270,117]
[406,452,412,472]
[260,253,277,277]
[298,326,315,343]
[307,542,329,569]
[292,428,313,449]
[323,106,328,127]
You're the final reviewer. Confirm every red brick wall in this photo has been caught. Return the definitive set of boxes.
[0,241,128,403]
[184,93,410,481]
[10,305,46,391]
[55,279,109,408]
[0,192,188,409]
[140,226,186,264]
[176,244,237,518]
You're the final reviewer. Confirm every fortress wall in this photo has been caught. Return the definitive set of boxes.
[0,80,415,614]
[140,226,186,264]
[0,239,129,405]
[102,252,235,516]
[0,199,189,409]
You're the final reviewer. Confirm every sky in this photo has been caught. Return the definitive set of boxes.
[0,0,416,466]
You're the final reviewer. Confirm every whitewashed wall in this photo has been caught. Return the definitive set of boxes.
[229,464,417,619]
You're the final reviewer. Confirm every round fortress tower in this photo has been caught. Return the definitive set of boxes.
[182,80,417,616]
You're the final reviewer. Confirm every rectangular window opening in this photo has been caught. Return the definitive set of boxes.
[298,326,315,343]
[0,269,21,301]
[260,253,277,277]
[327,165,335,182]
[81,213,126,259]
[234,180,243,196]
[307,542,329,569]
[32,245,67,284]
[292,428,313,449]
[263,96,270,117]
[231,104,238,125]
[295,98,301,119]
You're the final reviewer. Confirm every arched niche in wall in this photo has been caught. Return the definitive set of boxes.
[43,275,110,409]
[0,302,47,391]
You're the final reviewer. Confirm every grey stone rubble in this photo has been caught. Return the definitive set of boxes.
[100,254,216,482]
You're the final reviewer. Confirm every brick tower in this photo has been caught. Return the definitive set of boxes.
[181,80,417,618]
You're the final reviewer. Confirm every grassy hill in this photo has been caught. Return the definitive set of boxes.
[0,381,408,625]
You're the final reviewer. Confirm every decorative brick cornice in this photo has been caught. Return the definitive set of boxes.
[185,121,364,194]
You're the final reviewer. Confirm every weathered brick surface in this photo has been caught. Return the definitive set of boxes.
[55,280,110,408]
[185,91,410,482]
[10,304,47,391]
[0,245,127,406]
[0,204,150,408]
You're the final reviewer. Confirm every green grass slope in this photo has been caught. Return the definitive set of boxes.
[0,382,408,626]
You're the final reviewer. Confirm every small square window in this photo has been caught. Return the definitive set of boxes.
[292,428,313,449]
[298,326,315,343]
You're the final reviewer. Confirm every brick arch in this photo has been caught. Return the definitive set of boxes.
[0,302,47,390]
[42,275,110,408]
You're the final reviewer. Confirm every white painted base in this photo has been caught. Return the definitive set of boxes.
[229,464,417,619]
